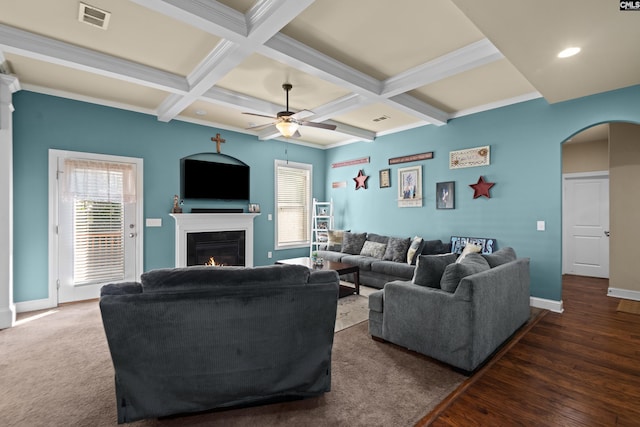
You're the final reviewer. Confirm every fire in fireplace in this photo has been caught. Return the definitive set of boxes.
[186,231,246,266]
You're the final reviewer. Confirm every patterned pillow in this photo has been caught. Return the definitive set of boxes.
[341,232,367,254]
[412,253,457,288]
[326,229,347,251]
[406,236,424,265]
[440,253,490,293]
[360,241,387,259]
[383,237,412,263]
[456,243,482,263]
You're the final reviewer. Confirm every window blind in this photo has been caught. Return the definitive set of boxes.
[63,159,133,285]
[276,163,310,247]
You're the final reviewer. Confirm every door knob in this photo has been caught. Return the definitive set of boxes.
[129,233,137,238]
[604,231,610,237]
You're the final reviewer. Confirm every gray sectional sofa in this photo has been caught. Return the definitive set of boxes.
[316,231,450,289]
[99,264,340,424]
[368,247,531,373]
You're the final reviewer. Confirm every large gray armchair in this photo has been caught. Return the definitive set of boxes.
[369,248,530,373]
[99,264,339,424]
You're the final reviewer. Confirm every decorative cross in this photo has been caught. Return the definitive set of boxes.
[211,133,226,153]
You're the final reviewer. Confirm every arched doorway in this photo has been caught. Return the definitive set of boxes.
[562,121,640,301]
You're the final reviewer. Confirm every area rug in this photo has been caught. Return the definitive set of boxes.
[617,299,640,315]
[0,300,465,427]
[335,293,369,331]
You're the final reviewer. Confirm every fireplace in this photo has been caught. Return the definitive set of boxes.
[170,213,259,268]
[187,231,246,266]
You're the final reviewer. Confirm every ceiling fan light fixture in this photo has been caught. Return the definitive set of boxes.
[276,120,300,137]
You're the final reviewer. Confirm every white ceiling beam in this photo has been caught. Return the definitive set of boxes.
[262,33,449,125]
[129,0,249,41]
[202,86,285,115]
[0,24,188,94]
[157,40,249,121]
[302,93,368,122]
[138,0,315,122]
[381,39,503,97]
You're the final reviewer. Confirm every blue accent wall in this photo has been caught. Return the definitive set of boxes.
[11,85,640,303]
[12,91,326,302]
[326,85,640,301]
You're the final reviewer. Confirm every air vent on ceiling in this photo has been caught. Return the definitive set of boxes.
[78,3,111,30]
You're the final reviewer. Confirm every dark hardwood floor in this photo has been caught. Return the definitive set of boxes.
[420,275,640,426]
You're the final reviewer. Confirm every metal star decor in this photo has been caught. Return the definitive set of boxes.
[353,169,369,190]
[469,176,495,199]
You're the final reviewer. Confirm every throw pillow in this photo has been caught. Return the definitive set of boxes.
[412,253,458,288]
[483,247,517,268]
[456,243,482,263]
[366,233,390,244]
[406,236,424,265]
[360,241,387,259]
[383,236,412,263]
[341,231,367,254]
[326,229,347,251]
[440,253,490,293]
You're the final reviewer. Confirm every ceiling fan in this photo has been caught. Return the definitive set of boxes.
[243,83,337,138]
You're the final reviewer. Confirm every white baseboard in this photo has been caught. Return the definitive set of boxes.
[15,298,57,313]
[0,305,16,329]
[530,296,564,313]
[607,287,640,301]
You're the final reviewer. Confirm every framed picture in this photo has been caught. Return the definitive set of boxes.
[436,181,455,209]
[248,203,260,213]
[397,165,422,208]
[379,169,391,188]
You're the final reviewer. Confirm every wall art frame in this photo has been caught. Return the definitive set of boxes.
[379,168,391,188]
[397,165,422,208]
[436,181,455,209]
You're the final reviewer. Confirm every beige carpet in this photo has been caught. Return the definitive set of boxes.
[0,298,465,427]
[617,299,640,315]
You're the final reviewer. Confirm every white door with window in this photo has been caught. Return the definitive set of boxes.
[50,150,143,303]
[563,172,609,278]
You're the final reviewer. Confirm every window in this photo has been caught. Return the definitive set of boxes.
[275,160,312,249]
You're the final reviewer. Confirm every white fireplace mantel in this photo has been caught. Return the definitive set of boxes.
[170,213,259,267]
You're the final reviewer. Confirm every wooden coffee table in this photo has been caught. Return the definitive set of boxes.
[276,257,360,297]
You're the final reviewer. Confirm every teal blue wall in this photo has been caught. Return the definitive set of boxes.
[326,85,640,301]
[12,85,640,303]
[12,91,326,302]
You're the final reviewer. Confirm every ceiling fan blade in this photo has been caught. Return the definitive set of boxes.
[242,112,277,119]
[246,122,274,131]
[300,121,337,131]
[292,130,302,138]
[291,109,314,120]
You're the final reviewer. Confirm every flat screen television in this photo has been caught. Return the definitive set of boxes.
[181,159,250,200]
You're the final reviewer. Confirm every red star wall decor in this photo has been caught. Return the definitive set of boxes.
[353,169,369,190]
[469,176,495,199]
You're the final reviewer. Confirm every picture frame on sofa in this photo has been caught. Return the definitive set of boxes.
[450,236,496,254]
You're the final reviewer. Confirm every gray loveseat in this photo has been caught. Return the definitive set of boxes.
[368,248,530,373]
[316,231,450,289]
[99,264,340,424]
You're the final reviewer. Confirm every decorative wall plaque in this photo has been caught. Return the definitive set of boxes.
[449,146,490,169]
[389,152,433,165]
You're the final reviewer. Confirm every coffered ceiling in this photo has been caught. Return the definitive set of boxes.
[1,0,638,147]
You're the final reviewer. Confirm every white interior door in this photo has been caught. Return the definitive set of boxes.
[51,150,143,303]
[563,173,609,278]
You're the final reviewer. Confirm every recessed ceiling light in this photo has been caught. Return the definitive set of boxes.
[557,47,581,58]
[195,110,207,116]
